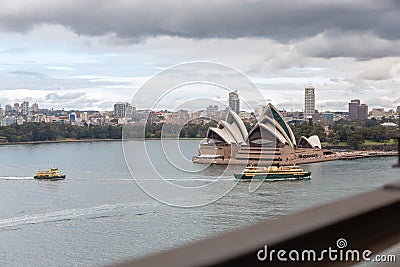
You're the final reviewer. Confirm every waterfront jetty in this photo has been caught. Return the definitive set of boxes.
[193,150,398,165]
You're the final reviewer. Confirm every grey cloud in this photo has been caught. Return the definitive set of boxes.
[97,101,116,110]
[322,100,349,111]
[359,59,395,80]
[1,0,400,44]
[0,47,29,53]
[0,71,130,91]
[366,96,399,109]
[0,89,120,111]
[275,100,303,111]
[9,71,49,79]
[44,92,107,110]
[268,49,308,69]
[46,92,85,101]
[297,31,400,59]
[0,97,10,105]
[346,84,370,94]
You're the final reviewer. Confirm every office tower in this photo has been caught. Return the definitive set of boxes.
[114,102,127,118]
[348,99,368,120]
[348,99,360,120]
[358,104,368,120]
[304,85,315,119]
[13,103,20,111]
[228,90,240,115]
[114,102,135,119]
[32,103,39,112]
[22,101,30,116]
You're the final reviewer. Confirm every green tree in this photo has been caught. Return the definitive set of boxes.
[347,132,364,149]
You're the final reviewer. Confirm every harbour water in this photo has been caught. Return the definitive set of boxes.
[0,140,398,266]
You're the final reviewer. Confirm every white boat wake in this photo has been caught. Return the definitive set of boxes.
[0,202,155,230]
[0,176,34,180]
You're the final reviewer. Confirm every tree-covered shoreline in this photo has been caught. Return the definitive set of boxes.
[0,123,122,142]
[0,118,398,150]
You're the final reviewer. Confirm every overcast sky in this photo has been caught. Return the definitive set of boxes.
[0,0,399,111]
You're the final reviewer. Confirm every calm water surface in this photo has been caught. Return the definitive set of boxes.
[0,140,398,266]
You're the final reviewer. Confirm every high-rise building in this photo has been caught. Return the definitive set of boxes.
[358,104,368,120]
[22,101,30,116]
[348,99,368,120]
[304,85,315,119]
[397,106,400,114]
[228,90,240,115]
[32,103,39,112]
[13,103,20,111]
[114,102,126,118]
[348,99,360,120]
[114,102,135,119]
[5,104,12,112]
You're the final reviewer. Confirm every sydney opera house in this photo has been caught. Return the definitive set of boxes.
[193,103,328,165]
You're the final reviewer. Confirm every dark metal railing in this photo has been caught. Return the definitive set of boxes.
[112,180,400,267]
[394,118,400,168]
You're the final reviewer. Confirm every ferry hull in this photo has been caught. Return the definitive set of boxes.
[34,175,66,180]
[234,172,311,180]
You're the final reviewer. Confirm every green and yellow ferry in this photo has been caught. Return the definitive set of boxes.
[234,165,311,181]
[34,167,66,180]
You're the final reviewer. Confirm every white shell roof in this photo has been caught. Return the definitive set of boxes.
[207,109,248,145]
[259,103,297,147]
[207,127,233,144]
[225,110,248,141]
[257,122,289,145]
[299,135,322,149]
[257,115,294,148]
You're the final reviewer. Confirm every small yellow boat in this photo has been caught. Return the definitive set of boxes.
[34,167,66,180]
[234,165,311,180]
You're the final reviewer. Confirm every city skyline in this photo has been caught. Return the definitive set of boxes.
[1,94,399,114]
[1,91,398,129]
[0,1,399,111]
